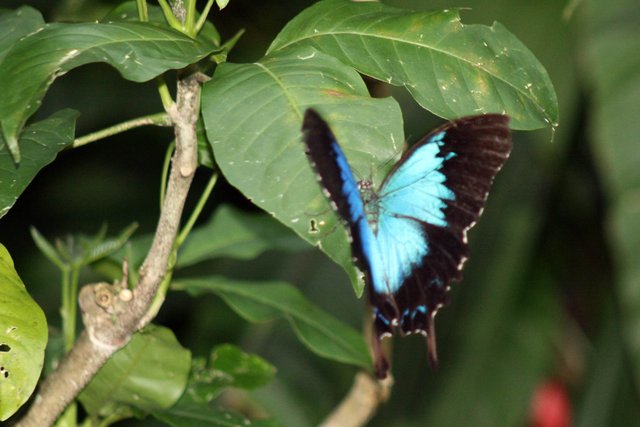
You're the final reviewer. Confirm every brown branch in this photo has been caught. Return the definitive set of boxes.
[15,72,201,427]
[319,372,393,427]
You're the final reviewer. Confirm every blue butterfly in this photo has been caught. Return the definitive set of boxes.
[301,109,511,379]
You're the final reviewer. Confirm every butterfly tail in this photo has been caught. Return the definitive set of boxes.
[426,315,439,369]
[371,328,391,379]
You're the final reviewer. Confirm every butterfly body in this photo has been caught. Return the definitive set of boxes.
[301,109,511,378]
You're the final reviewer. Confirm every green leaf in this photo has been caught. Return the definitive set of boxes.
[30,227,67,271]
[101,204,308,278]
[209,28,245,64]
[80,325,191,417]
[197,117,216,169]
[103,1,221,47]
[268,0,558,130]
[0,109,78,219]
[209,344,275,390]
[0,243,48,421]
[102,1,168,23]
[81,223,138,265]
[216,0,230,11]
[0,7,45,63]
[178,344,275,406]
[0,21,215,161]
[202,46,404,294]
[31,223,137,271]
[176,277,371,370]
[154,343,277,427]
[153,402,280,427]
[178,205,309,268]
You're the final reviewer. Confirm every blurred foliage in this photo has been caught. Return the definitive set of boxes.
[0,0,639,426]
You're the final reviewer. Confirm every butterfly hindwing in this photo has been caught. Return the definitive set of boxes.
[301,109,512,379]
[371,114,511,371]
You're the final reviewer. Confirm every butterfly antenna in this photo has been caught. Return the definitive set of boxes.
[426,317,439,369]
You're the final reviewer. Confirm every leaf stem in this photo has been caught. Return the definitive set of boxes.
[135,0,148,21]
[57,404,77,427]
[60,269,71,349]
[72,113,171,148]
[157,0,182,29]
[157,77,175,111]
[67,266,80,347]
[185,0,198,35]
[147,172,217,322]
[195,0,215,34]
[176,172,218,247]
[160,141,175,208]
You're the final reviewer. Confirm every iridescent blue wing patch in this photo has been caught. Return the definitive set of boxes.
[301,109,512,378]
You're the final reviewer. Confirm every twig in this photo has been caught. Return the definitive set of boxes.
[15,72,201,427]
[319,372,393,427]
[72,112,171,148]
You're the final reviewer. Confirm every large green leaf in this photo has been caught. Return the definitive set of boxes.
[0,20,215,161]
[99,204,308,279]
[202,46,404,294]
[268,0,558,131]
[80,325,191,417]
[178,205,309,268]
[208,344,275,390]
[152,344,277,427]
[176,344,275,406]
[0,109,78,219]
[0,7,45,63]
[176,277,371,370]
[0,244,48,421]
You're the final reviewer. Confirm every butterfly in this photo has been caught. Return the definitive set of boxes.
[301,108,512,379]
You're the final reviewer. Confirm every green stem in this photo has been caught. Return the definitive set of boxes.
[176,172,218,246]
[184,0,198,36]
[73,113,171,148]
[147,172,218,320]
[135,0,148,21]
[67,266,80,346]
[157,0,182,29]
[195,0,215,34]
[157,77,175,111]
[58,403,77,427]
[58,265,78,426]
[96,409,131,427]
[144,263,173,322]
[60,268,72,350]
[160,141,175,208]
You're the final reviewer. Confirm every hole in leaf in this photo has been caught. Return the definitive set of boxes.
[0,366,7,378]
[0,344,11,352]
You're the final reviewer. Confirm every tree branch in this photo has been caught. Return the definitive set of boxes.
[15,72,201,427]
[319,372,392,427]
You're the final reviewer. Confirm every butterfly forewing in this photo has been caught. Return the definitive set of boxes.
[301,110,376,278]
